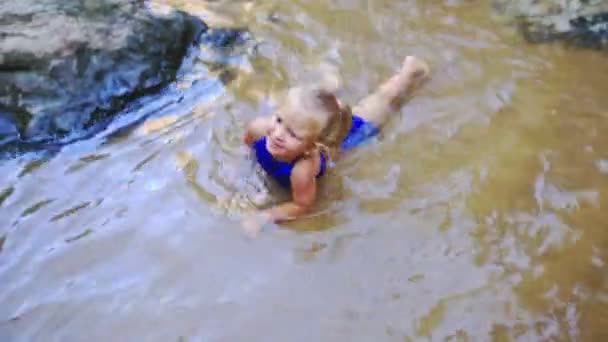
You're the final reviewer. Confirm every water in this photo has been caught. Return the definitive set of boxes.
[1,0,607,340]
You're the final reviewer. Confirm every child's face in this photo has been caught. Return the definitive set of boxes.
[266,108,319,161]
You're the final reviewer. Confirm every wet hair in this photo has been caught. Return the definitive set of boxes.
[284,80,352,160]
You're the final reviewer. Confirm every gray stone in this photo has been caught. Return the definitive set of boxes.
[0,0,206,150]
[494,0,608,48]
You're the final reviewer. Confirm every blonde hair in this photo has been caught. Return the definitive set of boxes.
[284,80,353,160]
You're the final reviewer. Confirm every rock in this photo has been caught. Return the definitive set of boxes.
[494,0,608,48]
[0,107,23,146]
[0,0,207,152]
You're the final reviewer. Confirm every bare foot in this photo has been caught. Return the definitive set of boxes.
[401,56,430,81]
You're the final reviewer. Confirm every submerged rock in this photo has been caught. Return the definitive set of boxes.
[494,0,608,48]
[0,0,248,154]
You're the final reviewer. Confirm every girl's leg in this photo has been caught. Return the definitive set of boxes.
[353,56,429,128]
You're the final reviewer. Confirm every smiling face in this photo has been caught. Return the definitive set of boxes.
[266,110,316,162]
[265,88,328,161]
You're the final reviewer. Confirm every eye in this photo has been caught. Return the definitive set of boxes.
[275,115,283,124]
[287,128,302,141]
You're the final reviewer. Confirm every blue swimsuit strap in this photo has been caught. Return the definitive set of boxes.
[254,137,327,187]
[318,151,327,177]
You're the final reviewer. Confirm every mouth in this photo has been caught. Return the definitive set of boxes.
[268,137,284,152]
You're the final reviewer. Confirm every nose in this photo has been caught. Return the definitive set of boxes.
[270,123,286,142]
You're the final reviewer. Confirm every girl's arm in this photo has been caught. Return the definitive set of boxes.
[266,157,317,221]
[242,156,318,236]
[244,116,273,146]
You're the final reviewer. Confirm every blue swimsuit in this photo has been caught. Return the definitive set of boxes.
[254,115,379,188]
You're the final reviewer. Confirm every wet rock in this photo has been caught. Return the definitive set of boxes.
[0,0,209,153]
[494,0,608,48]
[0,107,22,146]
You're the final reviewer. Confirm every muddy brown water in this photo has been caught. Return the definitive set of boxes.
[1,1,607,341]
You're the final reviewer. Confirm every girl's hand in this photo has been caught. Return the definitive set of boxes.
[240,153,318,238]
[244,116,273,146]
[241,211,273,238]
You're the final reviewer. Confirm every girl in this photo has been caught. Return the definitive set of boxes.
[242,56,429,236]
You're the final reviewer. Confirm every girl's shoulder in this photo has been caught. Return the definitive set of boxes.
[293,149,325,179]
